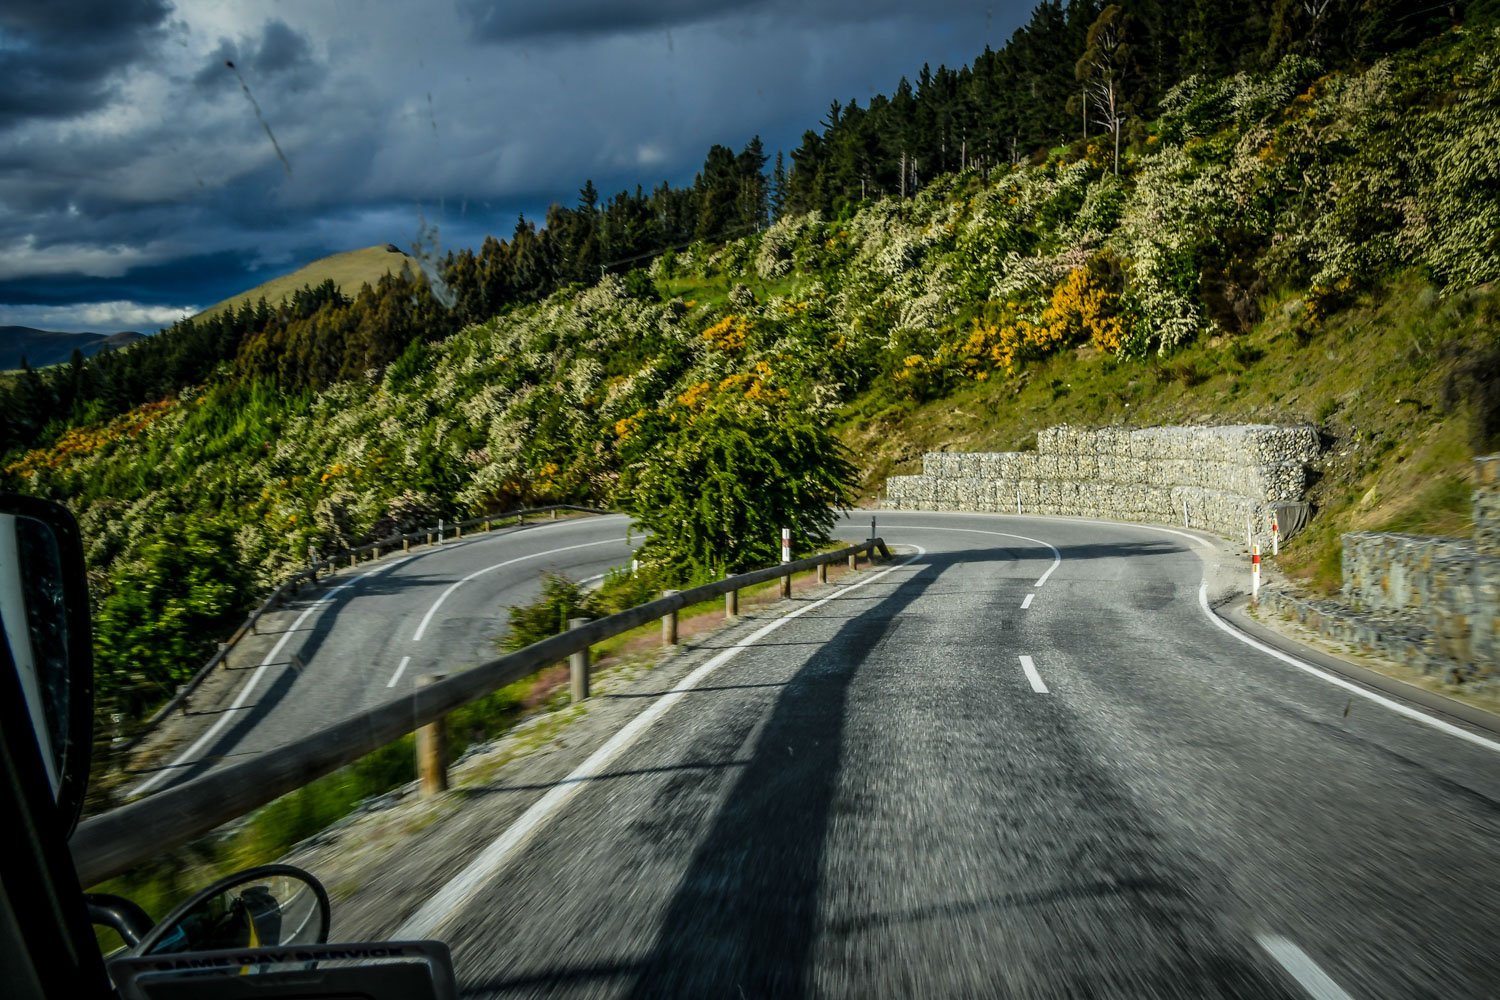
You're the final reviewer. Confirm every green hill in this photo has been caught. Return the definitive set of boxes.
[196,244,412,320]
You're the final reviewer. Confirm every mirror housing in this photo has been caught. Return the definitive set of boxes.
[0,494,94,838]
[135,864,331,956]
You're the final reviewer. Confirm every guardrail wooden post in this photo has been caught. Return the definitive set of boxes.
[403,537,410,552]
[568,618,591,702]
[848,551,858,571]
[552,509,558,520]
[456,522,463,538]
[817,561,828,584]
[349,552,357,568]
[662,590,679,645]
[484,519,491,532]
[725,577,739,619]
[416,674,449,796]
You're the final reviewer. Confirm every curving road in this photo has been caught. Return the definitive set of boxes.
[326,511,1498,999]
[132,515,639,795]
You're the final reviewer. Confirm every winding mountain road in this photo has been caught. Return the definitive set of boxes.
[131,514,638,795]
[352,511,1496,999]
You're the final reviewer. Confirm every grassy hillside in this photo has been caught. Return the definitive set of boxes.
[196,245,412,320]
[6,25,1499,733]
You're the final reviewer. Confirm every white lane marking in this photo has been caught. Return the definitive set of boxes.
[129,563,400,799]
[1019,655,1049,693]
[395,546,927,940]
[411,539,625,642]
[1256,935,1355,1000]
[1021,593,1035,610]
[1199,584,1500,755]
[874,524,1062,587]
[387,656,412,689]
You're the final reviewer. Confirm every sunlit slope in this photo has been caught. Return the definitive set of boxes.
[197,245,412,320]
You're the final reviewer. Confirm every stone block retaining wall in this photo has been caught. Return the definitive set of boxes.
[883,423,1319,544]
[1265,454,1500,687]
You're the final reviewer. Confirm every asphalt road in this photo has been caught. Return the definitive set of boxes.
[380,511,1499,999]
[132,514,638,795]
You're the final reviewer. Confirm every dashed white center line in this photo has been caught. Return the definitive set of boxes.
[387,655,412,688]
[1021,593,1035,609]
[1018,655,1048,693]
[1256,935,1355,1000]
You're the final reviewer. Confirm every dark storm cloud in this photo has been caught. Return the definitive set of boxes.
[1,1,1035,332]
[0,0,171,129]
[0,250,258,308]
[459,0,758,42]
[460,0,1011,44]
[194,19,323,91]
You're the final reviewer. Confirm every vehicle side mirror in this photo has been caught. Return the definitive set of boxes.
[0,494,94,838]
[135,864,331,956]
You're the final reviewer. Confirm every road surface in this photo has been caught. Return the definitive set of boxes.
[338,511,1499,999]
[131,514,637,795]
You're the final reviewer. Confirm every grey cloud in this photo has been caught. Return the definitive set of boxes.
[0,0,172,128]
[459,0,1007,44]
[195,19,323,91]
[458,0,760,42]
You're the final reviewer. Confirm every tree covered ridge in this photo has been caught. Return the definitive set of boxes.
[8,0,1492,457]
[2,5,1498,729]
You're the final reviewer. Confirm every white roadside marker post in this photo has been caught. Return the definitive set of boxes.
[1017,488,1022,515]
[1252,544,1261,604]
[438,518,444,544]
[784,527,795,593]
[1272,512,1280,556]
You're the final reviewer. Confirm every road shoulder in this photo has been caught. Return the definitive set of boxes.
[1215,594,1500,739]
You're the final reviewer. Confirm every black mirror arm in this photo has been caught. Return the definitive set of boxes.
[85,893,153,949]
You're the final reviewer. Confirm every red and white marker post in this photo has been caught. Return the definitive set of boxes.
[1271,512,1280,557]
[1251,544,1261,603]
[781,527,791,564]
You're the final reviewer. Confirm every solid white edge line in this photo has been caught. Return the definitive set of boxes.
[394,545,926,940]
[411,539,625,642]
[1256,935,1356,1000]
[387,656,412,689]
[130,570,379,798]
[1199,583,1500,755]
[1018,654,1049,694]
[876,524,1062,588]
[1021,593,1035,610]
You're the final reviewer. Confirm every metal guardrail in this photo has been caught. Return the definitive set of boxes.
[119,504,613,750]
[73,537,893,886]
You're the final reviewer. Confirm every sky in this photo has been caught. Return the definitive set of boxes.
[0,0,1032,334]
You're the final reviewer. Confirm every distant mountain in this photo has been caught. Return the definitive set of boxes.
[0,328,145,371]
[196,244,411,321]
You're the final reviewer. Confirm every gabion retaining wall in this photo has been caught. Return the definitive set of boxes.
[1269,454,1500,685]
[882,423,1320,544]
[1475,455,1500,557]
